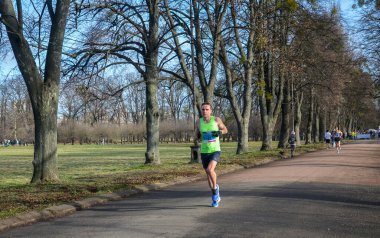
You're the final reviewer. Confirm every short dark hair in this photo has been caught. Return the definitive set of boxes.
[201,102,212,109]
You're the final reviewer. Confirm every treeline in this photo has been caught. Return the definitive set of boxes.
[1,1,379,182]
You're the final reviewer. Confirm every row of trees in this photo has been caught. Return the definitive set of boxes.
[1,0,379,183]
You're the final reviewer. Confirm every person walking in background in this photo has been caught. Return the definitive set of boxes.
[288,131,296,158]
[335,127,343,154]
[195,102,228,207]
[324,130,332,148]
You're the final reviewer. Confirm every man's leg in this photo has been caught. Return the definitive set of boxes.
[206,160,218,190]
[291,145,295,157]
[206,160,221,207]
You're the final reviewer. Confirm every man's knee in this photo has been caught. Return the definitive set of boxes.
[205,166,215,175]
[205,168,212,174]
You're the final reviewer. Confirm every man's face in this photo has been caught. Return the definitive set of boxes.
[201,104,212,119]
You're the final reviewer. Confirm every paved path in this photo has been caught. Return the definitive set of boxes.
[1,142,380,238]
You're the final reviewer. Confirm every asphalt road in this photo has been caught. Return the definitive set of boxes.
[1,141,380,238]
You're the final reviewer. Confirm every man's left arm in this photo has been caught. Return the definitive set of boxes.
[216,117,228,135]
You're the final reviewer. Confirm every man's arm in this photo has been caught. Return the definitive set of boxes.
[216,117,228,135]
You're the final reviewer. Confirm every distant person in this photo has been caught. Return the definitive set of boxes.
[195,102,228,207]
[335,128,343,154]
[288,131,296,158]
[352,131,357,140]
[324,130,332,148]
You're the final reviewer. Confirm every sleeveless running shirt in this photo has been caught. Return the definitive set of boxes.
[200,116,221,153]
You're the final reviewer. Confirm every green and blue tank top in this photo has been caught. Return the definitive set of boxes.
[200,116,221,153]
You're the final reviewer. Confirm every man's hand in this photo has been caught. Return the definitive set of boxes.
[211,130,222,137]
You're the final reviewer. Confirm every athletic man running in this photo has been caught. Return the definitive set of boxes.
[335,128,343,153]
[195,102,228,207]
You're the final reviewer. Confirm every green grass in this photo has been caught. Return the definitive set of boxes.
[0,141,324,219]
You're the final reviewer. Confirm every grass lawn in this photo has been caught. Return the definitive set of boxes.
[0,141,324,219]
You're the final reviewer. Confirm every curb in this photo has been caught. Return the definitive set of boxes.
[0,177,207,233]
[0,156,282,233]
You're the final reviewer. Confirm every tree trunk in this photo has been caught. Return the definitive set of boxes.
[219,37,252,154]
[278,77,291,148]
[236,119,250,154]
[305,88,314,144]
[1,0,70,182]
[258,58,283,151]
[294,91,303,145]
[31,85,59,182]
[145,78,160,164]
[348,116,353,134]
[320,109,327,142]
[314,104,320,143]
[144,0,160,164]
[261,118,275,151]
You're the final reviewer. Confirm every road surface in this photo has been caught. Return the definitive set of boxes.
[1,141,379,238]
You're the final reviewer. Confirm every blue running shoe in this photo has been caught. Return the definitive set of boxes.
[212,193,220,202]
[211,195,221,207]
[211,185,221,207]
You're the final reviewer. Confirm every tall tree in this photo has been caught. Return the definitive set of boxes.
[218,0,256,154]
[72,0,164,164]
[0,0,70,182]
[257,0,294,150]
[276,0,294,149]
[290,5,349,144]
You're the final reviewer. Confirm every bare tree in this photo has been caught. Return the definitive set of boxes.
[72,0,167,164]
[288,5,351,144]
[0,0,70,182]
[217,0,257,154]
[256,1,286,151]
[163,0,228,110]
[356,2,380,98]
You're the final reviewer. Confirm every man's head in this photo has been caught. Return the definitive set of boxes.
[201,102,212,120]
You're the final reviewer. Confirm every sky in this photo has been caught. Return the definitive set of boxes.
[337,0,362,44]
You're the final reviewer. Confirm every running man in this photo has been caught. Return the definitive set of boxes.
[195,102,228,207]
[335,127,343,153]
